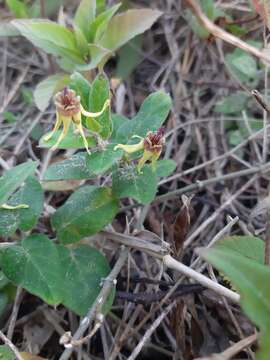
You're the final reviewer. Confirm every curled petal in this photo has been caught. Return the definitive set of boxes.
[1,203,29,210]
[149,150,162,171]
[51,116,72,151]
[43,112,63,142]
[81,99,110,118]
[114,140,144,154]
[137,150,153,173]
[73,115,91,155]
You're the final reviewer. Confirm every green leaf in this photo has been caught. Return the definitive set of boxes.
[112,165,158,204]
[90,3,121,42]
[202,0,215,19]
[110,114,128,143]
[39,128,95,149]
[0,293,8,317]
[12,20,83,64]
[0,272,10,290]
[88,72,112,139]
[0,161,37,205]
[74,26,90,59]
[58,244,114,316]
[0,345,13,360]
[0,23,20,37]
[74,0,96,41]
[214,92,249,114]
[116,91,172,143]
[34,74,70,111]
[52,186,119,244]
[184,9,209,39]
[199,235,270,360]
[3,111,17,123]
[116,35,143,80]
[43,145,123,181]
[0,176,44,236]
[29,0,64,17]
[228,117,263,146]
[207,235,265,263]
[96,0,105,15]
[75,44,112,71]
[21,87,33,105]
[2,235,63,304]
[228,129,244,147]
[6,0,29,18]
[225,48,258,84]
[70,72,91,110]
[97,9,162,52]
[1,235,114,316]
[11,176,43,231]
[156,159,176,177]
[43,153,91,181]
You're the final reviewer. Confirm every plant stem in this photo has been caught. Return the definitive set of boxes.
[40,0,45,17]
[0,330,24,360]
[59,247,129,360]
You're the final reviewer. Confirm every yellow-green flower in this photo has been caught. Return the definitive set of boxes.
[44,87,110,154]
[114,127,165,172]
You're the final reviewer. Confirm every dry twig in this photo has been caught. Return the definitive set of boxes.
[59,246,129,360]
[185,0,270,64]
[0,330,24,360]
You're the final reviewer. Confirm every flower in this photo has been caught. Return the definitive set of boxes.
[114,127,165,172]
[44,87,110,154]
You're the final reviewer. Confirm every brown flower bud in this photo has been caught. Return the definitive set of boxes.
[54,87,81,117]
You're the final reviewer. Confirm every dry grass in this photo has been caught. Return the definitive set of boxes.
[0,0,268,358]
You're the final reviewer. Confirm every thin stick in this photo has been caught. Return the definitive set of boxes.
[264,208,270,265]
[59,247,129,360]
[156,163,270,204]
[121,161,270,213]
[127,303,175,360]
[7,287,23,340]
[163,255,240,303]
[0,330,24,360]
[215,333,257,360]
[194,333,257,360]
[185,0,270,64]
[192,216,239,271]
[263,26,269,162]
[251,90,270,114]
[161,123,270,185]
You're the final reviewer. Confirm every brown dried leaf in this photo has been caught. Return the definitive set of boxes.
[170,300,186,353]
[42,179,85,191]
[173,195,192,258]
[191,316,204,356]
[23,317,54,355]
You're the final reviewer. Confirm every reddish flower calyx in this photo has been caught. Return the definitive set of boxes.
[54,87,81,117]
[144,127,165,153]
